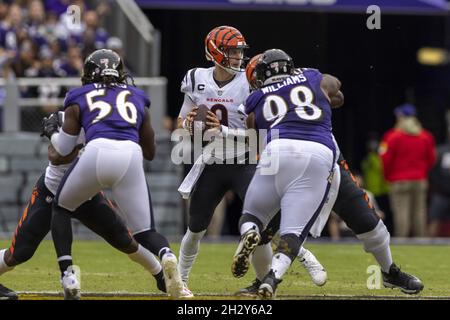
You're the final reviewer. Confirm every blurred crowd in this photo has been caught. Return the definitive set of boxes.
[0,0,126,130]
[330,104,450,239]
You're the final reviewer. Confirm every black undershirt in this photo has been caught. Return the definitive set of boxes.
[214,75,235,88]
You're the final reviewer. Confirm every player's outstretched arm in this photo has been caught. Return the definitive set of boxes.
[321,74,344,108]
[139,108,156,160]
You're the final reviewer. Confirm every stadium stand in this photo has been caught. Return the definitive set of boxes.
[0,0,182,238]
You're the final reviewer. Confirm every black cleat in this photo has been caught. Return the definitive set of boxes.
[154,270,167,293]
[0,284,18,300]
[235,278,261,297]
[258,271,282,300]
[382,263,424,294]
[231,229,261,278]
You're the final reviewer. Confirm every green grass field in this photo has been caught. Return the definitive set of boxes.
[0,240,449,299]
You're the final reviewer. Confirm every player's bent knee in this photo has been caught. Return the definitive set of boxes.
[11,244,39,265]
[104,228,135,254]
[188,218,210,233]
[107,235,135,254]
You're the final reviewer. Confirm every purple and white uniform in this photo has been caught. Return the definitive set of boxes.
[56,83,154,234]
[242,68,340,240]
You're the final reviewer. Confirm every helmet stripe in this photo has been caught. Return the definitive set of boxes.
[212,27,226,45]
[221,29,233,43]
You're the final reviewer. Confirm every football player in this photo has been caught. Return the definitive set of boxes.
[235,52,424,298]
[231,49,342,299]
[176,27,325,297]
[0,113,167,300]
[42,49,183,299]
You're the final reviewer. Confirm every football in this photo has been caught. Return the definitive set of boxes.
[190,104,211,134]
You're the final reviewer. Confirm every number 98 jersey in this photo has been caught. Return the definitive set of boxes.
[63,83,150,144]
[244,68,335,154]
[180,67,251,129]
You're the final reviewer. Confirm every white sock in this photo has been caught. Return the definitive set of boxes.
[271,252,292,280]
[251,243,272,281]
[240,222,259,235]
[128,245,162,275]
[0,249,14,276]
[356,220,393,273]
[370,245,393,273]
[297,246,307,259]
[179,229,206,283]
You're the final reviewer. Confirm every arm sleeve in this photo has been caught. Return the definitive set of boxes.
[180,69,196,101]
[178,94,195,119]
[50,128,79,157]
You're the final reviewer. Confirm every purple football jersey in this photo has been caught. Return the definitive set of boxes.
[245,68,335,154]
[63,83,150,144]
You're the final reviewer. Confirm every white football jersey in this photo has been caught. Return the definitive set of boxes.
[180,67,250,130]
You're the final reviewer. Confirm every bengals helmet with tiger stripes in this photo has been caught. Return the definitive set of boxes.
[245,53,262,90]
[205,26,249,74]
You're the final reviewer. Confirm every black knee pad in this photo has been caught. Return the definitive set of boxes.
[238,214,263,232]
[275,234,301,260]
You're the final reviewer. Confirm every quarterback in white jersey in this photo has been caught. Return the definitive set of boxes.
[179,66,249,137]
[176,27,329,297]
[176,26,257,297]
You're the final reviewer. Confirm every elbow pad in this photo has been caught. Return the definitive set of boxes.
[50,129,79,156]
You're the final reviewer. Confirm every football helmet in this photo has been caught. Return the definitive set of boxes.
[255,49,295,87]
[205,26,249,74]
[81,49,125,85]
[245,53,262,90]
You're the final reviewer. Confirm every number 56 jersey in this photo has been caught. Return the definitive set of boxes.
[63,83,150,144]
[180,67,250,129]
[245,68,335,155]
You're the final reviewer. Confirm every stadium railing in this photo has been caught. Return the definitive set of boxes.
[0,77,167,134]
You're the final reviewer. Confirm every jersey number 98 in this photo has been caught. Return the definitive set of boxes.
[263,85,322,128]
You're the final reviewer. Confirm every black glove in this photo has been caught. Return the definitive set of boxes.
[40,112,61,140]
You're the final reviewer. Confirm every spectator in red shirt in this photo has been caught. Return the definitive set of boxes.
[379,104,436,237]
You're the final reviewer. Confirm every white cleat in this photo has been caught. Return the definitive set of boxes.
[180,282,194,298]
[161,254,183,299]
[298,248,327,286]
[61,270,81,300]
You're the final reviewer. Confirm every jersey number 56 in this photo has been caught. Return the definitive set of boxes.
[86,89,138,125]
